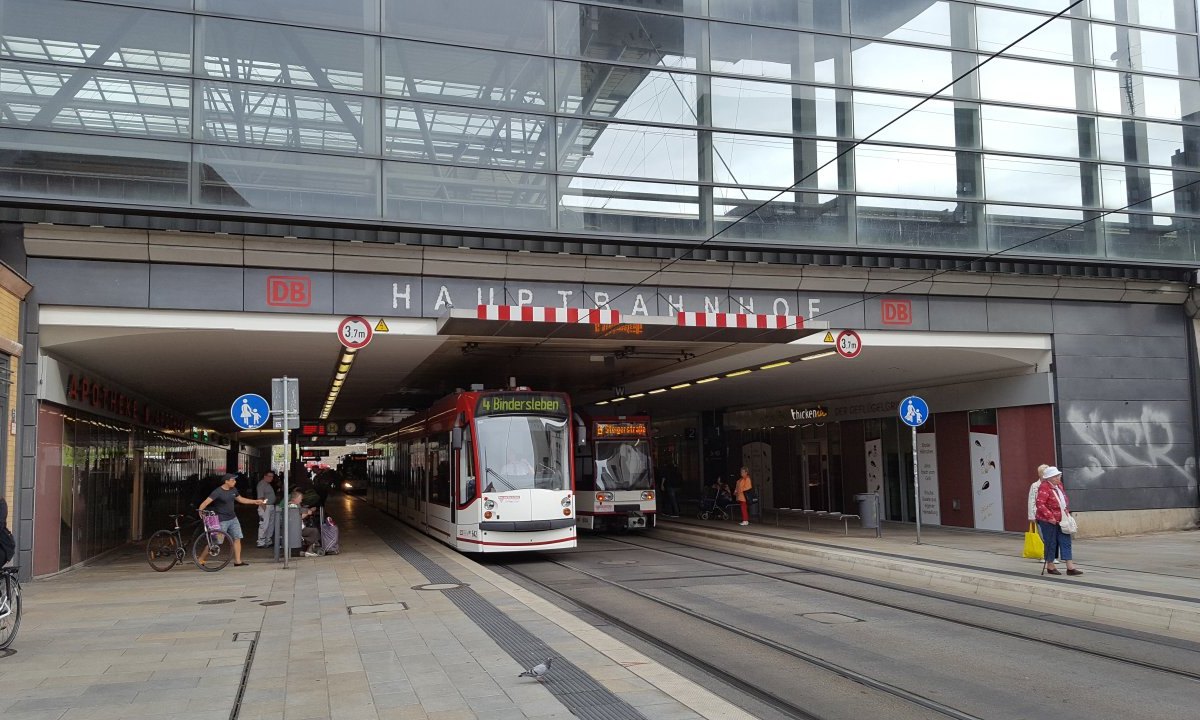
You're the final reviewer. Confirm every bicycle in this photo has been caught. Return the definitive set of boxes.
[145,512,233,572]
[0,565,20,650]
[192,511,234,572]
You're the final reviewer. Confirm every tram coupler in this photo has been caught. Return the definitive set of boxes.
[626,512,647,529]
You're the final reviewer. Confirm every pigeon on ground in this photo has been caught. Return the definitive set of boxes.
[519,658,552,681]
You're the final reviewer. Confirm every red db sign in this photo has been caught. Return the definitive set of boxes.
[267,276,311,307]
[882,298,912,325]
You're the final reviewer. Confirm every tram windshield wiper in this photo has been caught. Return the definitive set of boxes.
[486,467,515,491]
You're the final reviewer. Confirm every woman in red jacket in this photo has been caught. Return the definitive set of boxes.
[1034,466,1082,576]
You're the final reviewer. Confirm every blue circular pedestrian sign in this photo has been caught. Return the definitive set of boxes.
[899,396,929,428]
[231,393,270,430]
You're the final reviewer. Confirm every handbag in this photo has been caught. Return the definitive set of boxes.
[202,511,221,532]
[1052,487,1077,534]
[1059,513,1078,534]
[1022,522,1045,558]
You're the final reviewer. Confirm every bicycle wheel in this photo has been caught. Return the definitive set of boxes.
[0,575,21,650]
[146,529,181,572]
[192,530,233,572]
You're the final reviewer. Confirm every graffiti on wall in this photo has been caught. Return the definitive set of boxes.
[1065,406,1197,485]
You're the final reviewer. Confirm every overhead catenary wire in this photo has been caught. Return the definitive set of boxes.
[520,1,1200,378]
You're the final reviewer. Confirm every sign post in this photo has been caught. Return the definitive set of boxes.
[898,395,929,545]
[271,377,299,568]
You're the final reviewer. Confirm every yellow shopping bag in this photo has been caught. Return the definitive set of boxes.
[1022,522,1044,559]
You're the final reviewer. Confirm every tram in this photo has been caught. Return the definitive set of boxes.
[367,388,576,552]
[574,414,656,530]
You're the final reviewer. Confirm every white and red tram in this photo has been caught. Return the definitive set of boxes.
[367,389,576,552]
[574,414,656,530]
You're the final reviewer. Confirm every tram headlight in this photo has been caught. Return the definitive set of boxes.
[560,496,572,508]
[484,499,495,510]
[641,490,655,501]
[596,491,614,502]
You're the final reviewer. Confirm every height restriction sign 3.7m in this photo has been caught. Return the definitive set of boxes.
[338,316,373,349]
[835,329,862,359]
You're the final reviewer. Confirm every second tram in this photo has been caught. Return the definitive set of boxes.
[574,414,656,530]
[367,388,576,552]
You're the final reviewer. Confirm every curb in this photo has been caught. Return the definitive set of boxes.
[655,525,1200,641]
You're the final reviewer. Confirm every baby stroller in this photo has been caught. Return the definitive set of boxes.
[698,488,735,521]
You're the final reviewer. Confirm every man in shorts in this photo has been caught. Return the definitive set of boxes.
[197,473,266,567]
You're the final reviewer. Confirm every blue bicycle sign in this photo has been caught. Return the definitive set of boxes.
[231,394,270,430]
[899,396,929,428]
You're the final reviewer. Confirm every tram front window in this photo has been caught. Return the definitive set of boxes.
[595,440,652,491]
[477,416,569,492]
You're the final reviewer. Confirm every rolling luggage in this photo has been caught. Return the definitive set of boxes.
[320,517,340,555]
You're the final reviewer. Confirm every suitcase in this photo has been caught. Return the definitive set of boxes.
[320,517,340,555]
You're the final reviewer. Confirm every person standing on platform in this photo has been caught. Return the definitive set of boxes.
[1035,466,1082,576]
[1028,464,1058,563]
[734,466,754,527]
[660,463,681,517]
[256,470,277,548]
[198,473,267,567]
[0,496,14,568]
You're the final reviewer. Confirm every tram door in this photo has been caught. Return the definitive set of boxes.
[799,440,827,511]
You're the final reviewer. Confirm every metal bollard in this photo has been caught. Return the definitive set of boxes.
[874,493,882,539]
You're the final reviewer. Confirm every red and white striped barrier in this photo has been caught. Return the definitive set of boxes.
[676,312,804,330]
[477,305,621,324]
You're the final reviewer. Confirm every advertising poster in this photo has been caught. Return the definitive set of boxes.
[917,432,941,525]
[970,430,1004,530]
[864,438,883,496]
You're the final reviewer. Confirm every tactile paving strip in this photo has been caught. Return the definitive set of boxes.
[373,523,648,720]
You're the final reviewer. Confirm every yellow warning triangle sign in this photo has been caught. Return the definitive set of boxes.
[823,331,835,343]
[374,319,390,333]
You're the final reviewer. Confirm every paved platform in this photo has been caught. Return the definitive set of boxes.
[657,513,1200,641]
[0,497,752,720]
[5,502,1197,720]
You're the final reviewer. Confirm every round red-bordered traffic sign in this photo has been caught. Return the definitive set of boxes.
[337,316,373,349]
[835,329,862,359]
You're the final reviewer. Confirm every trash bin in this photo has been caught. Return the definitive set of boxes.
[854,493,878,529]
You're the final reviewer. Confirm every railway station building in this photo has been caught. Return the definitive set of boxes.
[1,0,1199,576]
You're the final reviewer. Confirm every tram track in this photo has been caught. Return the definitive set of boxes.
[608,532,1200,684]
[497,558,990,720]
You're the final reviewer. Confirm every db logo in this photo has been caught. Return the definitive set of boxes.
[882,298,912,325]
[267,276,311,307]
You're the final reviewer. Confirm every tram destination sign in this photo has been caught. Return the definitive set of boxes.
[477,393,568,417]
[594,421,649,438]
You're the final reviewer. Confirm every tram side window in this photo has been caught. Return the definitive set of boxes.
[458,432,476,505]
[429,435,451,506]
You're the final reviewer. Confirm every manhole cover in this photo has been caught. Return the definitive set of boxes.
[600,560,638,566]
[260,601,287,607]
[198,599,236,605]
[347,602,409,615]
[799,612,862,624]
[411,583,467,591]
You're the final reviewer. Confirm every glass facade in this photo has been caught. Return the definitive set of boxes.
[31,401,261,573]
[1,0,1199,264]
